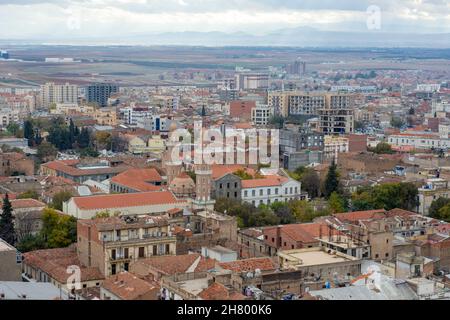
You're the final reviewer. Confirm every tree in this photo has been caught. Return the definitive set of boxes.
[41,208,77,248]
[300,169,320,198]
[0,194,16,245]
[270,201,296,224]
[6,122,20,137]
[436,203,450,222]
[351,182,419,211]
[328,192,346,214]
[95,131,112,150]
[37,141,58,163]
[50,190,74,211]
[268,115,285,129]
[16,234,46,252]
[324,160,339,198]
[77,127,91,149]
[17,190,39,200]
[429,197,450,220]
[390,117,405,129]
[370,142,395,154]
[23,120,34,146]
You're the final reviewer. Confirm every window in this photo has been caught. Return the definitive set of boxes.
[275,188,278,194]
[267,189,271,195]
[111,264,116,275]
[272,237,275,242]
[124,263,129,271]
[227,183,230,188]
[111,249,116,260]
[259,189,263,196]
[165,244,170,254]
[219,183,223,189]
[138,247,145,258]
[153,245,157,255]
[235,182,238,188]
[244,190,248,197]
[124,248,129,259]
[252,190,256,196]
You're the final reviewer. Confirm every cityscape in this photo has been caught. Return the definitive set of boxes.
[0,0,450,306]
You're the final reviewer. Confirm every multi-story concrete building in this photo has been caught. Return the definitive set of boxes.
[251,104,274,126]
[235,73,269,90]
[85,83,119,108]
[40,82,78,108]
[77,215,177,277]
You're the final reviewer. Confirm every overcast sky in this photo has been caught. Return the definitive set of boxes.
[0,0,449,40]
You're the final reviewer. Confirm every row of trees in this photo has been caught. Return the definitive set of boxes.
[215,197,330,228]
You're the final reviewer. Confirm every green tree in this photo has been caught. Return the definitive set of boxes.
[23,120,34,147]
[391,117,405,129]
[37,141,58,162]
[351,182,418,211]
[328,192,346,213]
[50,190,74,211]
[233,169,253,180]
[300,168,320,198]
[41,208,77,248]
[6,122,20,136]
[17,190,39,200]
[370,142,395,154]
[94,131,112,150]
[437,203,450,222]
[16,234,46,252]
[0,193,16,245]
[324,160,339,198]
[429,197,450,220]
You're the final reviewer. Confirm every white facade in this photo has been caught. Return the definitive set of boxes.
[388,133,450,149]
[251,104,274,126]
[241,179,301,207]
[40,82,78,108]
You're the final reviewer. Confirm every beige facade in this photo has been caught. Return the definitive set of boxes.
[77,216,177,277]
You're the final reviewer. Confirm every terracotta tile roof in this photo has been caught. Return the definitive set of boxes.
[386,208,417,218]
[333,209,387,222]
[211,165,255,180]
[241,175,289,188]
[102,272,158,300]
[110,168,163,192]
[72,191,183,210]
[23,246,104,283]
[137,254,216,276]
[9,199,46,209]
[198,282,246,300]
[264,223,328,245]
[218,257,276,273]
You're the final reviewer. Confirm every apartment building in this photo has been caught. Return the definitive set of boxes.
[388,132,450,150]
[251,104,274,126]
[267,91,354,133]
[77,215,177,277]
[40,82,78,108]
[241,175,302,206]
[417,178,450,215]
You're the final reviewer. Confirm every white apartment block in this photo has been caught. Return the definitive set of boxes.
[251,104,274,126]
[388,132,450,150]
[40,82,78,108]
[241,176,301,207]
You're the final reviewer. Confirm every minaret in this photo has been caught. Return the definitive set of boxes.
[192,162,216,211]
[164,122,182,185]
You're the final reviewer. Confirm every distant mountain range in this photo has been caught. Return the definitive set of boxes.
[2,27,450,48]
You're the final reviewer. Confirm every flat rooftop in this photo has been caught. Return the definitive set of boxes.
[177,278,209,296]
[279,248,356,267]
